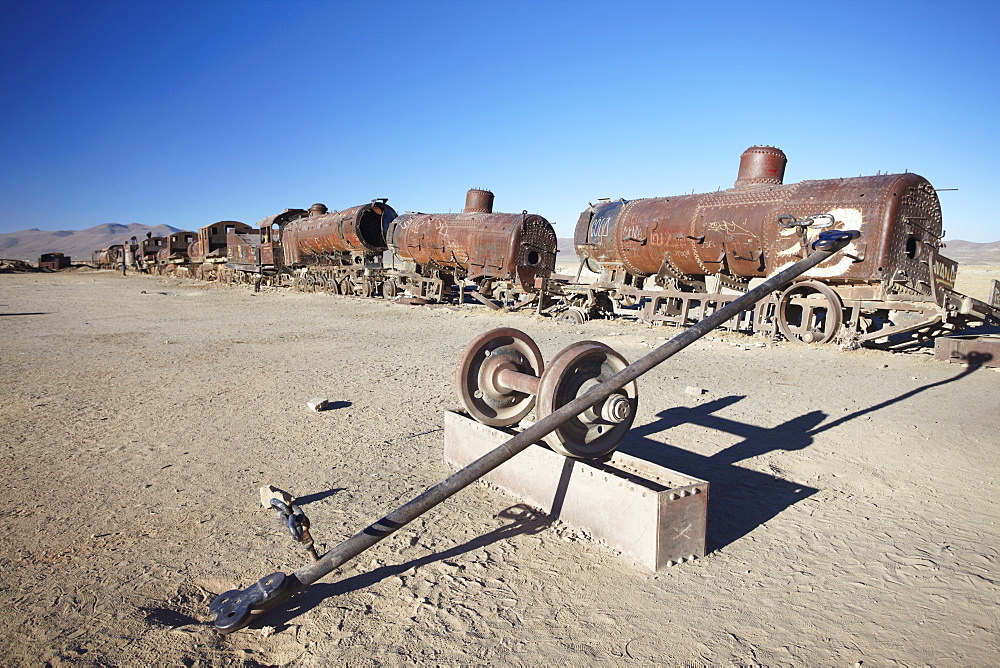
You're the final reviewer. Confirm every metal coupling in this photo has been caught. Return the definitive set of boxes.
[210,571,293,634]
[778,213,835,229]
[600,393,632,423]
[270,498,319,561]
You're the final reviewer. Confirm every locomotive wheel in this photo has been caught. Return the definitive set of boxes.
[383,279,398,300]
[535,341,637,459]
[777,281,844,344]
[294,278,307,292]
[558,307,588,325]
[361,279,374,298]
[339,278,354,296]
[455,328,544,427]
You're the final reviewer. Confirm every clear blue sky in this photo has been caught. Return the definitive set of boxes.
[2,0,998,242]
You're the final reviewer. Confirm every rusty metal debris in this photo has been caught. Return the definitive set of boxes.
[385,189,557,305]
[207,230,858,634]
[86,150,997,349]
[560,146,999,348]
[934,334,1000,367]
[1,259,42,273]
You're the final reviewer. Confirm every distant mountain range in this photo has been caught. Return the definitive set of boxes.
[938,239,1000,265]
[0,223,182,263]
[1,226,997,266]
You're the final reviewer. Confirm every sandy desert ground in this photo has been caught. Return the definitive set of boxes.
[1,268,998,666]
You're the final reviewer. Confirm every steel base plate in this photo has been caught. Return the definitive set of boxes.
[443,410,708,571]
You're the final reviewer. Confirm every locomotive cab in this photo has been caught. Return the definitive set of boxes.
[257,209,309,267]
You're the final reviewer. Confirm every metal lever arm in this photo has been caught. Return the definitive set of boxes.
[208,229,860,633]
[778,213,835,228]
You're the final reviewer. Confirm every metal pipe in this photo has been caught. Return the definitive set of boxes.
[210,230,859,633]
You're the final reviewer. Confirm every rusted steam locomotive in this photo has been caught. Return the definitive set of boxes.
[90,148,996,347]
[224,199,396,293]
[91,245,124,269]
[223,189,557,306]
[385,189,557,304]
[568,146,997,346]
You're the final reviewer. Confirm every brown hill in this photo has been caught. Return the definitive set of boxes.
[0,223,181,263]
[940,240,1000,265]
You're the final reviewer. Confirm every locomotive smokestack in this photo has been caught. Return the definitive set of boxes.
[735,146,787,189]
[309,203,328,216]
[464,189,494,214]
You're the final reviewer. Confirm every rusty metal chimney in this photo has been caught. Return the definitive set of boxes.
[735,146,787,189]
[309,203,329,216]
[464,188,494,213]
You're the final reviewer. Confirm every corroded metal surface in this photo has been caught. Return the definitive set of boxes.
[282,200,397,264]
[138,236,167,265]
[193,221,253,263]
[735,145,787,188]
[92,247,121,268]
[255,209,309,266]
[162,231,197,262]
[388,190,557,293]
[575,168,942,291]
[463,188,495,213]
[567,146,998,346]
[934,335,1000,368]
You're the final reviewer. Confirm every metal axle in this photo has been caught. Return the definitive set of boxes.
[209,229,860,633]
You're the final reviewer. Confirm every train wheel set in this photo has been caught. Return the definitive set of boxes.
[208,230,861,634]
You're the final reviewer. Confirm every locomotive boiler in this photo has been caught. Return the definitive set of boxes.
[385,189,558,305]
[226,200,397,294]
[91,245,123,269]
[572,146,996,346]
[282,199,397,296]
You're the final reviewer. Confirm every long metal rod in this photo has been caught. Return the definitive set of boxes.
[211,231,857,632]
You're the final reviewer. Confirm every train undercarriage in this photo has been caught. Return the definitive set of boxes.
[125,258,998,351]
[542,272,1000,350]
